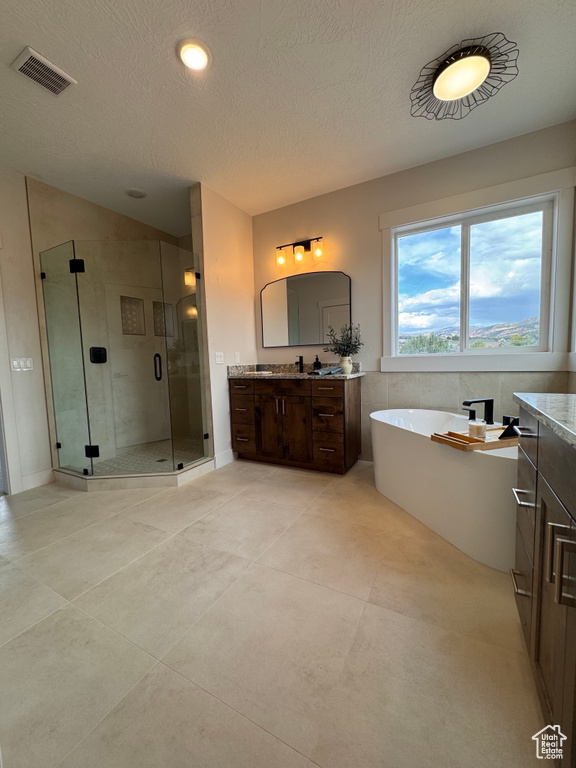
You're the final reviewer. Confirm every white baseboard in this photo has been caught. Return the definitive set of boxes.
[214,449,235,469]
[21,469,54,491]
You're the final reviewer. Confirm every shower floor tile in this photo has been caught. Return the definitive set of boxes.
[91,438,204,476]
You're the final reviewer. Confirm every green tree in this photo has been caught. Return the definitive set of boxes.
[470,340,486,348]
[400,333,450,354]
[509,333,530,346]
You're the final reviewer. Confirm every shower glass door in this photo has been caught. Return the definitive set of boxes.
[42,238,209,477]
[41,242,93,475]
[74,240,174,475]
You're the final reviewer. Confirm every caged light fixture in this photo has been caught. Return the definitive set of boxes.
[275,238,324,266]
[410,32,519,120]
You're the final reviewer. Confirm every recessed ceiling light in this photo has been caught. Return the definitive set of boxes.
[125,188,147,199]
[177,39,210,71]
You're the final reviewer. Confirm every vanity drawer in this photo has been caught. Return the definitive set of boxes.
[312,397,344,433]
[517,406,539,467]
[232,424,256,454]
[515,446,537,562]
[229,379,254,394]
[512,525,533,651]
[311,379,344,398]
[230,394,255,425]
[313,431,345,470]
[254,379,311,397]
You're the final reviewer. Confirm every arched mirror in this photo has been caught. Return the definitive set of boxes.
[261,271,351,347]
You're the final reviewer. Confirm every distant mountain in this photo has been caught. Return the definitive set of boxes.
[400,317,539,340]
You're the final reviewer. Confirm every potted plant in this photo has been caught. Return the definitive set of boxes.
[324,324,363,374]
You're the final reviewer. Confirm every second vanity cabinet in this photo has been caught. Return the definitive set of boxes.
[512,399,576,767]
[229,376,361,474]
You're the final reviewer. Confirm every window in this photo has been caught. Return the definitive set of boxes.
[393,196,554,356]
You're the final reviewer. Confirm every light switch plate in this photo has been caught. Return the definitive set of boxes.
[234,352,240,363]
[215,352,224,365]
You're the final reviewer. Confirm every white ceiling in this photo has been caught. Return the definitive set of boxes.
[1,0,575,235]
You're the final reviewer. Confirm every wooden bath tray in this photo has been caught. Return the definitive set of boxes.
[431,426,518,452]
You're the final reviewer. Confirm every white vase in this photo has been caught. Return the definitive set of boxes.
[339,356,352,374]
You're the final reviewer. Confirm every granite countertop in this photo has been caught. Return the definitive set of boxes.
[228,363,364,381]
[514,393,576,448]
[229,372,365,380]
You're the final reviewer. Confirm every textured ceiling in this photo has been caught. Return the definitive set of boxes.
[1,0,575,235]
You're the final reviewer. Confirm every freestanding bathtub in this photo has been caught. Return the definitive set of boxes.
[370,409,517,572]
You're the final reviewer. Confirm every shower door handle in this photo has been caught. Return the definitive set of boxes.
[154,353,162,381]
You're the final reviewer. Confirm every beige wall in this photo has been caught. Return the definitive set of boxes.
[193,184,257,467]
[360,370,569,460]
[0,169,52,492]
[252,120,576,457]
[253,120,576,371]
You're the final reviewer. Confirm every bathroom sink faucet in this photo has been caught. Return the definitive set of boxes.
[295,356,304,373]
[462,398,494,425]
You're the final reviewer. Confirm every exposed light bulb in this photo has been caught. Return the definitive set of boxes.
[433,55,490,101]
[276,248,286,266]
[177,40,210,71]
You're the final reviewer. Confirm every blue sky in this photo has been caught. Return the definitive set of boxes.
[397,211,543,335]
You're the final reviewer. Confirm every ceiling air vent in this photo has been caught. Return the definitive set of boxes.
[10,46,77,95]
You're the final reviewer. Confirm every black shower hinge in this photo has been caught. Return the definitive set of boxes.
[203,433,209,440]
[41,272,46,279]
[69,258,85,274]
[195,272,201,280]
[177,463,184,470]
[56,442,62,449]
[84,444,100,458]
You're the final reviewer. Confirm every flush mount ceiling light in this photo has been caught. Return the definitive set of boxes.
[177,39,211,71]
[410,32,519,120]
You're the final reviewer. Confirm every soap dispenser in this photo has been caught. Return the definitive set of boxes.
[313,355,322,370]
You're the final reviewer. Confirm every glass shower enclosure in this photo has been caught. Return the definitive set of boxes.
[41,239,209,476]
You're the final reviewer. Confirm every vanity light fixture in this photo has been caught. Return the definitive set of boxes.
[177,39,211,71]
[184,268,196,289]
[275,237,324,267]
[187,306,198,319]
[410,32,519,120]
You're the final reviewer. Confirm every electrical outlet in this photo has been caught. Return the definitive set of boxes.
[215,352,224,365]
[234,352,240,363]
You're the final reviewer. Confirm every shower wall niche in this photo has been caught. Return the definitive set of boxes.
[41,239,210,477]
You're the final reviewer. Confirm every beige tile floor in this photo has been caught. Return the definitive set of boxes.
[0,460,543,767]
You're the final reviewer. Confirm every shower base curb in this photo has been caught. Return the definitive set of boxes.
[53,458,215,492]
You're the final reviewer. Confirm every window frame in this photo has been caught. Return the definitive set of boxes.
[379,170,576,374]
[391,195,555,358]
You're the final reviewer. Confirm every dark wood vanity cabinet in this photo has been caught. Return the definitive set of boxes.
[229,376,361,474]
[512,405,576,766]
